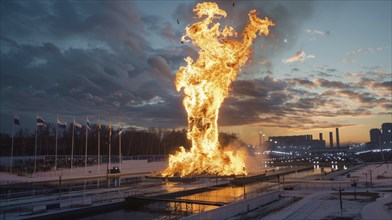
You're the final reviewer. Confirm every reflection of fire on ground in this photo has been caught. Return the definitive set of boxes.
[162,2,274,177]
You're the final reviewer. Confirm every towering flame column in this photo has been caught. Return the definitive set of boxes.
[162,2,274,177]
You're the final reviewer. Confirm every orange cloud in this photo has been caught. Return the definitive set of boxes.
[282,50,315,63]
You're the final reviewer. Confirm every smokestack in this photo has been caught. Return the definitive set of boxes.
[336,128,340,148]
[329,132,333,148]
[319,133,323,140]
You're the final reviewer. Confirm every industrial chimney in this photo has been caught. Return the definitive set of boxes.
[336,128,340,148]
[329,132,333,148]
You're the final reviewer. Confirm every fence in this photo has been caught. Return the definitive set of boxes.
[181,190,280,220]
[0,185,168,219]
[180,180,356,220]
[281,181,352,191]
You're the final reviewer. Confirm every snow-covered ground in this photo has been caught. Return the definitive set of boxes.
[262,189,391,220]
[0,160,167,185]
[243,163,392,220]
[344,163,392,186]
[1,162,391,220]
[0,169,229,220]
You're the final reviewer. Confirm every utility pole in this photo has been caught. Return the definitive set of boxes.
[351,179,357,200]
[363,172,368,191]
[339,187,343,216]
[333,187,344,217]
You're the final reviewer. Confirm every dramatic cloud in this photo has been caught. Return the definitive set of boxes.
[282,50,315,63]
[0,0,390,143]
[287,78,316,88]
[291,68,300,72]
[343,47,386,64]
[0,1,187,129]
[304,29,330,40]
[217,73,389,130]
[311,66,337,78]
[316,78,362,89]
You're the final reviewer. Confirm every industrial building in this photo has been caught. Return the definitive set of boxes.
[368,122,392,148]
[267,134,326,151]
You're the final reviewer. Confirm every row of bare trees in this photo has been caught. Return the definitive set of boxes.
[0,123,241,157]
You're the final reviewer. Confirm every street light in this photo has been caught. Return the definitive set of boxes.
[333,187,344,216]
[362,172,368,191]
[351,179,358,200]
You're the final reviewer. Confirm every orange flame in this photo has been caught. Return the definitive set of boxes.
[162,2,274,177]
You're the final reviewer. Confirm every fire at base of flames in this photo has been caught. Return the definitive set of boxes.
[162,2,274,177]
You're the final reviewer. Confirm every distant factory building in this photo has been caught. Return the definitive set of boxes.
[369,128,381,147]
[267,134,326,150]
[368,122,391,148]
[329,132,333,148]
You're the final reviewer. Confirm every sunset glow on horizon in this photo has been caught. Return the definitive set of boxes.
[1,1,391,146]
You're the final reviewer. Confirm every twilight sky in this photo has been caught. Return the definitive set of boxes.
[1,0,391,145]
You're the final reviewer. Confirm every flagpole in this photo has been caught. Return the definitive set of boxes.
[10,121,15,174]
[34,120,38,173]
[98,121,101,174]
[71,118,75,174]
[55,116,58,171]
[84,118,88,175]
[119,129,122,171]
[108,121,112,172]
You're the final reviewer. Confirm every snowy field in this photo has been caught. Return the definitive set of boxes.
[235,163,392,220]
[0,160,167,185]
[1,162,391,220]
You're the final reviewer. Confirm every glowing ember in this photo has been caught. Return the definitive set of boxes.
[162,2,274,177]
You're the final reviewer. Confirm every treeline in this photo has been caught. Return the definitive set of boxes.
[0,123,241,157]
